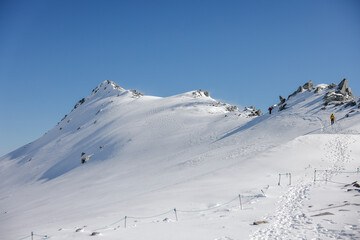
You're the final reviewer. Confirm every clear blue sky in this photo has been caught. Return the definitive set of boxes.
[0,0,359,156]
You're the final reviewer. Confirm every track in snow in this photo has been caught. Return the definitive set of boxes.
[250,131,357,239]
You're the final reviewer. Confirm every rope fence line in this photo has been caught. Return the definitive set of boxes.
[278,173,292,186]
[314,167,359,183]
[18,232,49,240]
[17,168,357,239]
[93,187,269,231]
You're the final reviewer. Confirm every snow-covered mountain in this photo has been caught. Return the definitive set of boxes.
[1,79,359,240]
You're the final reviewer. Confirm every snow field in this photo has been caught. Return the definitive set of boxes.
[1,81,360,239]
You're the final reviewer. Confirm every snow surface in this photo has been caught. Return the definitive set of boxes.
[1,80,359,240]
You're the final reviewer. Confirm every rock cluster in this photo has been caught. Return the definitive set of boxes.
[288,80,314,99]
[279,96,286,104]
[323,78,354,104]
[130,89,144,98]
[192,90,210,98]
[245,106,263,117]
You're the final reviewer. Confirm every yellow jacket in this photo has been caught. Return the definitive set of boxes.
[330,114,335,120]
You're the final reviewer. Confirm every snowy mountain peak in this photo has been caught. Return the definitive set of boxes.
[91,80,126,95]
[1,78,360,239]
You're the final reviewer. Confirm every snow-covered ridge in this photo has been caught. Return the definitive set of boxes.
[271,79,359,118]
[1,78,360,240]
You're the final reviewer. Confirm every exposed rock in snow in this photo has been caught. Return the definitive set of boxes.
[288,86,304,99]
[327,83,338,89]
[130,89,144,98]
[226,105,238,112]
[303,80,314,90]
[279,96,286,104]
[288,80,314,99]
[192,89,210,98]
[245,106,262,116]
[253,220,269,225]
[279,103,287,111]
[338,78,348,95]
[323,78,355,105]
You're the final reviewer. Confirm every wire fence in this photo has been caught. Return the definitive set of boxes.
[92,187,269,232]
[313,167,359,183]
[18,232,49,240]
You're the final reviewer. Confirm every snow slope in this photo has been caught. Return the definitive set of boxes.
[1,80,359,240]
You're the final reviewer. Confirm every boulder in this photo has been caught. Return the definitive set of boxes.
[303,80,314,90]
[279,96,286,104]
[288,86,304,99]
[338,78,348,94]
[253,220,268,225]
[255,109,263,116]
[328,83,338,89]
[279,103,287,111]
[246,107,262,117]
[323,91,347,102]
[344,100,356,108]
[314,87,322,93]
[226,105,238,112]
[323,79,355,104]
[346,87,354,98]
[130,90,144,97]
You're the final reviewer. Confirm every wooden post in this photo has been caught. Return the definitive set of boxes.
[289,173,291,185]
[238,194,243,210]
[314,169,317,183]
[278,174,281,186]
[31,232,33,240]
[174,208,178,221]
[325,170,328,183]
[124,216,127,228]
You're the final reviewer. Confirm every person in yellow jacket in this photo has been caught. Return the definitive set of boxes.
[330,113,335,125]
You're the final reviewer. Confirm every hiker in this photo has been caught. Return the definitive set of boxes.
[330,113,335,125]
[268,107,272,114]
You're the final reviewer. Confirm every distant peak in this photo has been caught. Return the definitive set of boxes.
[91,80,125,95]
[192,89,210,98]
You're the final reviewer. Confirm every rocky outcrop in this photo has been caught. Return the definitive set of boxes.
[192,90,210,98]
[226,105,238,112]
[303,80,314,90]
[338,78,348,94]
[130,89,144,98]
[287,80,313,99]
[323,78,355,104]
[327,83,338,89]
[246,106,262,117]
[279,96,286,104]
[279,103,287,111]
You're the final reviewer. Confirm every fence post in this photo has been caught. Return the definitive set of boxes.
[238,194,243,210]
[278,174,281,186]
[124,216,127,228]
[357,168,359,174]
[314,169,317,183]
[174,208,178,221]
[325,170,328,183]
[289,173,291,185]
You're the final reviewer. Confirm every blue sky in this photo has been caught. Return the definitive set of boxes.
[0,0,359,156]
